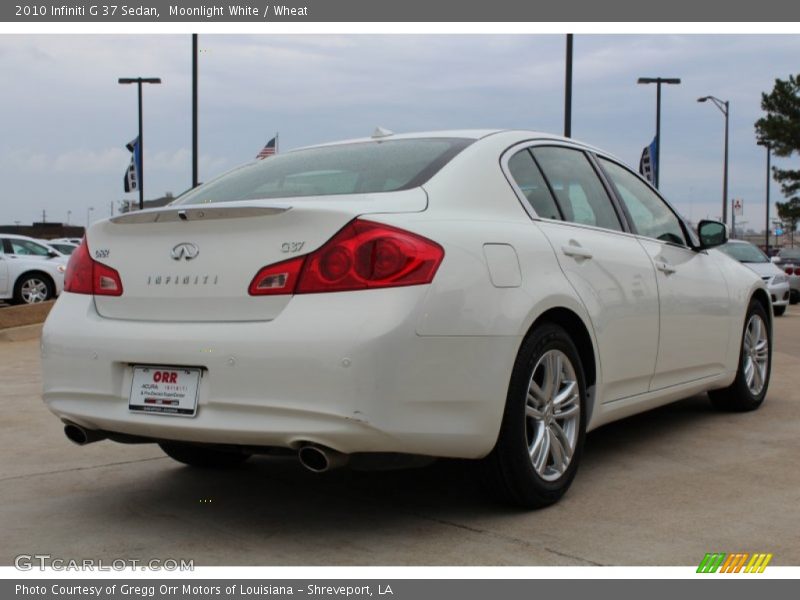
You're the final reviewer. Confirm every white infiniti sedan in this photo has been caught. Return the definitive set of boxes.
[42,130,772,508]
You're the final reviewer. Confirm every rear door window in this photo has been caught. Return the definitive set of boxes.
[598,157,687,246]
[9,239,50,256]
[531,147,623,232]
[507,149,562,220]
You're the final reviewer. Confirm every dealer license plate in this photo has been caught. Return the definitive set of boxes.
[129,366,201,417]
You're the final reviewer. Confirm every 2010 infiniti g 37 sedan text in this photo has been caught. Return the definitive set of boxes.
[42,130,772,508]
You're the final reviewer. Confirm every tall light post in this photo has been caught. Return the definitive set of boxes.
[637,77,681,189]
[86,206,94,229]
[66,210,71,225]
[757,140,772,254]
[118,77,162,210]
[564,34,573,138]
[192,34,199,188]
[698,95,730,228]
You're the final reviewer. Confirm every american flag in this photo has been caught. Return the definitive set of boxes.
[256,136,277,160]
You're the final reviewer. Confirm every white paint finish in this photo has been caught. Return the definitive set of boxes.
[0,234,66,300]
[482,244,522,288]
[40,130,769,462]
[42,292,516,458]
[91,190,428,322]
[637,239,733,390]
[0,256,8,295]
[535,220,660,402]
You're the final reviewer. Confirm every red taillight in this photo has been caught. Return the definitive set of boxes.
[248,256,305,296]
[785,266,795,276]
[248,219,444,296]
[64,240,123,296]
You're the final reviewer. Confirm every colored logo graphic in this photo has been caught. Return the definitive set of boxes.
[697,552,772,573]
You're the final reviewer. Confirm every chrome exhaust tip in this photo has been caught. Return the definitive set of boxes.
[298,445,349,473]
[63,423,106,446]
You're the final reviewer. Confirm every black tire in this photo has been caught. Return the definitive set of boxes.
[159,442,251,468]
[708,299,771,412]
[790,290,799,305]
[774,305,786,317]
[12,273,54,305]
[482,323,587,509]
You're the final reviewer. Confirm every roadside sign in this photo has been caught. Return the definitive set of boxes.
[733,198,744,217]
[775,228,783,236]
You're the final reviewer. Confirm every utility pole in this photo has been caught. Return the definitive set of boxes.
[564,34,573,138]
[192,34,199,188]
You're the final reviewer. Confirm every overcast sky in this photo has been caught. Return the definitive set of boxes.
[1,34,798,231]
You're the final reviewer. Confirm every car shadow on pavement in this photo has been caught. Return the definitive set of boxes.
[91,393,724,519]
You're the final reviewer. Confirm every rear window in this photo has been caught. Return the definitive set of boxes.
[175,138,473,205]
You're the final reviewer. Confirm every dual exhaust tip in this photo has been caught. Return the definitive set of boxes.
[63,423,348,473]
[297,445,349,473]
[63,423,106,446]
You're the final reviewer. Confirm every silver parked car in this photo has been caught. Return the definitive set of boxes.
[772,247,800,304]
[720,241,790,316]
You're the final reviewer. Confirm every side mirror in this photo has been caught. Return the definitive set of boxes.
[771,256,780,263]
[697,220,728,249]
[47,250,60,258]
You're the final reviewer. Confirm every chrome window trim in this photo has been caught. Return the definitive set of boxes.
[499,139,634,238]
[592,153,698,250]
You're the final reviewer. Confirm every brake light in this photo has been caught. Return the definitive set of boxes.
[248,219,444,296]
[786,266,795,276]
[249,256,305,296]
[64,240,124,296]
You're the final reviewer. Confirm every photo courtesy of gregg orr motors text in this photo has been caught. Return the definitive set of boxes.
[15,585,391,597]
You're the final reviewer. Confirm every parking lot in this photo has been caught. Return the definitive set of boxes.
[1,306,799,566]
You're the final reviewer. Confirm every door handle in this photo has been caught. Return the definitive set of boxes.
[655,261,676,275]
[561,245,593,260]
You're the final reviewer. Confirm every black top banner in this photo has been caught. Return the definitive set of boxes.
[3,0,800,22]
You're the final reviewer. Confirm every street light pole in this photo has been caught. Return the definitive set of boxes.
[118,77,162,210]
[698,95,730,228]
[86,206,94,229]
[564,34,573,138]
[192,34,199,188]
[758,140,772,254]
[637,77,681,189]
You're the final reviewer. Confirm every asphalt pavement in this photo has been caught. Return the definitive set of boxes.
[1,306,799,566]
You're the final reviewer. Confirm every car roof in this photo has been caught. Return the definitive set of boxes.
[1,233,50,241]
[293,129,600,153]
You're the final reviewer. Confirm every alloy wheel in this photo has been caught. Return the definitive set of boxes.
[525,349,581,481]
[743,314,769,395]
[20,278,49,303]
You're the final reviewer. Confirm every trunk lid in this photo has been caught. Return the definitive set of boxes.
[89,190,426,321]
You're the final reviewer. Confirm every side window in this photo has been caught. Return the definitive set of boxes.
[9,239,50,256]
[506,149,562,220]
[598,158,687,246]
[531,147,623,232]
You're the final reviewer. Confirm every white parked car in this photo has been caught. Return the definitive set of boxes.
[1,234,68,304]
[52,237,84,246]
[40,239,79,256]
[42,130,772,508]
[718,240,790,316]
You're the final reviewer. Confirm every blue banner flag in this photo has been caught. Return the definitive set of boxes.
[124,136,141,193]
[639,136,657,185]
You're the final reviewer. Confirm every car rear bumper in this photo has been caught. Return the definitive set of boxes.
[767,281,791,307]
[41,292,519,459]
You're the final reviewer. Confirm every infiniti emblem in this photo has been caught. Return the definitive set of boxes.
[171,242,199,261]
